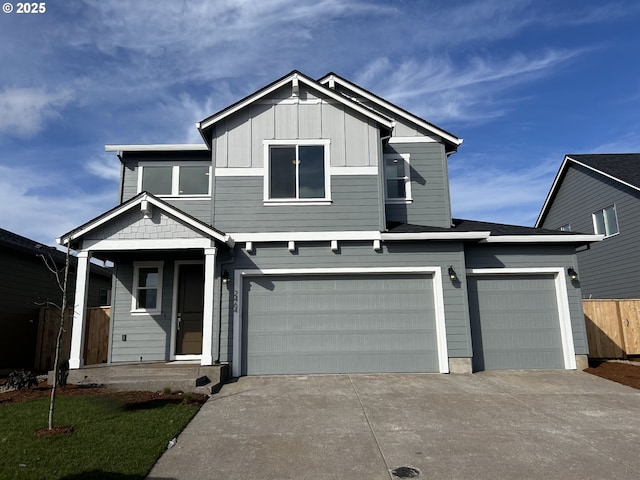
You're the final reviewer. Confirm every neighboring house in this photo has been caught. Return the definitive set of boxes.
[536,154,640,299]
[58,71,600,376]
[0,228,112,371]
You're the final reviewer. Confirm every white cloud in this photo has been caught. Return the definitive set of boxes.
[86,153,121,181]
[0,87,73,136]
[356,49,583,124]
[0,165,115,245]
[448,156,560,226]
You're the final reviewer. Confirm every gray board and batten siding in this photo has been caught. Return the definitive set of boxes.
[212,85,381,169]
[540,162,640,299]
[464,243,588,356]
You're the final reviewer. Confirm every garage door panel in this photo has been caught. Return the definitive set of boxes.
[243,273,439,375]
[469,274,565,371]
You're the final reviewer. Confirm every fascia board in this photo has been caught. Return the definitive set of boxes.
[105,144,208,152]
[59,194,232,247]
[481,234,603,243]
[318,74,462,146]
[380,232,491,241]
[199,73,393,132]
[535,156,571,227]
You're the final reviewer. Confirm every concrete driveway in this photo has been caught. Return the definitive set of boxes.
[148,371,640,480]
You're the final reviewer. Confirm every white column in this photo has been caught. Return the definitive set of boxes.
[201,247,217,366]
[69,251,91,369]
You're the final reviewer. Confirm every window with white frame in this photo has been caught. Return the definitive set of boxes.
[559,224,571,232]
[384,153,412,203]
[592,205,619,237]
[264,140,330,202]
[139,164,210,196]
[131,262,163,313]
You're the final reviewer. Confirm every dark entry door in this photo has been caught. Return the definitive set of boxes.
[176,263,204,355]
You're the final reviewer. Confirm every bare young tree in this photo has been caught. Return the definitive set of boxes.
[38,245,72,431]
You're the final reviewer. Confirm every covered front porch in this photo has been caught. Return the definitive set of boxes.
[57,193,234,371]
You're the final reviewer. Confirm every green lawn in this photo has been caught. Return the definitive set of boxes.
[0,393,203,479]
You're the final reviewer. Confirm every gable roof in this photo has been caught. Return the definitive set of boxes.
[318,72,463,151]
[536,153,640,227]
[58,192,232,248]
[197,70,395,147]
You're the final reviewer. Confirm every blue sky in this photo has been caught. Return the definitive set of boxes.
[1,0,640,245]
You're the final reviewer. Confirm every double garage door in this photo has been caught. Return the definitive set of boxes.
[467,274,566,371]
[241,273,440,375]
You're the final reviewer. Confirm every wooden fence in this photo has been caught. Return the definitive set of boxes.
[583,300,640,359]
[34,307,111,371]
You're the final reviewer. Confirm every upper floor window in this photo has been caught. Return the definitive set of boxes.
[384,153,412,203]
[559,224,571,232]
[264,140,331,204]
[593,205,619,237]
[131,261,163,314]
[139,164,210,196]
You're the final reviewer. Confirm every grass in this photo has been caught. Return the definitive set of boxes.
[0,394,202,479]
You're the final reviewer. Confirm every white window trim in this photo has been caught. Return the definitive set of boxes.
[263,139,332,204]
[592,204,619,238]
[232,266,449,377]
[138,162,212,198]
[384,153,412,204]
[131,261,164,315]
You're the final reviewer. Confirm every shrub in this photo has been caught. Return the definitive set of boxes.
[6,369,39,390]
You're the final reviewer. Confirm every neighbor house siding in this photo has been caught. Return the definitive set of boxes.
[213,175,381,232]
[541,164,640,298]
[464,243,587,355]
[218,241,472,364]
[384,142,452,228]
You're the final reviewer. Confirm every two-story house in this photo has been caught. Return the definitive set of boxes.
[536,154,640,299]
[58,71,599,376]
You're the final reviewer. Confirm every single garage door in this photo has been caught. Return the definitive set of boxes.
[242,273,439,375]
[468,274,565,371]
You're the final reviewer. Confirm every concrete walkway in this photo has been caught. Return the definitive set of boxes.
[147,371,640,480]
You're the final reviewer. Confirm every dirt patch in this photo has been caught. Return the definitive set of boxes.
[0,381,209,406]
[33,425,75,437]
[584,361,640,390]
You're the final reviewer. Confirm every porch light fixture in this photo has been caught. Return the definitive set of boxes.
[448,266,457,281]
[222,270,230,284]
[567,267,578,280]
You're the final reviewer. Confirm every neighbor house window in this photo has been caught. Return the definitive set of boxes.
[264,140,331,203]
[559,224,571,232]
[593,205,619,237]
[384,153,412,203]
[131,262,163,313]
[99,288,112,306]
[140,164,210,196]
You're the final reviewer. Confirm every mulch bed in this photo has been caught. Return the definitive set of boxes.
[0,381,209,406]
[584,360,640,390]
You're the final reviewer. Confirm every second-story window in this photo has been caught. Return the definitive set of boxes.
[139,164,210,196]
[384,153,412,203]
[593,204,619,237]
[264,140,331,203]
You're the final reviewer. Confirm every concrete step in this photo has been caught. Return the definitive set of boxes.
[51,362,229,394]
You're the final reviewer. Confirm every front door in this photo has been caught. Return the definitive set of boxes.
[176,263,204,355]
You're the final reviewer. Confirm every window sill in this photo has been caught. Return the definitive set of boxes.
[264,199,333,206]
[131,309,161,316]
[386,199,413,205]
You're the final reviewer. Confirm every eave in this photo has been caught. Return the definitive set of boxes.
[318,72,463,151]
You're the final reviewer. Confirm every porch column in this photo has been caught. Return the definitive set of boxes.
[69,251,91,369]
[201,247,217,366]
